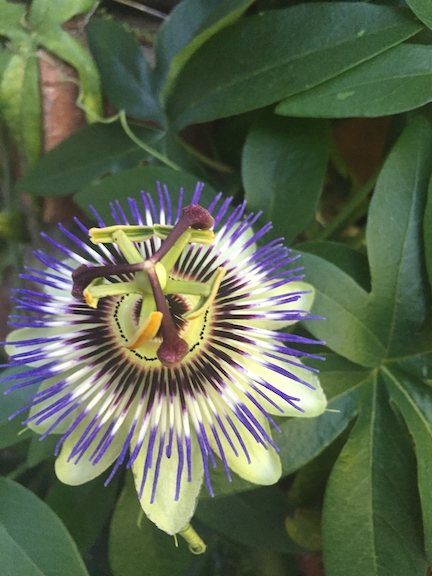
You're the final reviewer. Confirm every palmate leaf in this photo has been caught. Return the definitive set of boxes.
[155,0,255,98]
[86,18,164,126]
[28,0,102,120]
[164,3,421,129]
[242,114,330,245]
[323,378,426,576]
[0,478,89,576]
[275,45,432,119]
[295,117,432,575]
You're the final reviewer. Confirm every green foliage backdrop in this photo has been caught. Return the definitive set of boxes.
[2,0,432,575]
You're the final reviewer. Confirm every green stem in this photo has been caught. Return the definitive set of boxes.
[119,112,181,171]
[78,104,180,171]
[317,169,379,241]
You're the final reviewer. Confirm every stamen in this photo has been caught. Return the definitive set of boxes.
[125,311,163,349]
[89,225,154,244]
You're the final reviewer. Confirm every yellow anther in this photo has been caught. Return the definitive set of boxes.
[184,267,226,320]
[125,311,163,350]
[83,288,98,309]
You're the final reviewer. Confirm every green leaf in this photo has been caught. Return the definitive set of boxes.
[242,115,329,245]
[0,365,38,449]
[278,387,359,475]
[46,473,120,554]
[299,118,432,366]
[158,0,255,99]
[165,3,421,128]
[196,486,300,553]
[17,122,159,196]
[86,19,163,125]
[73,166,217,222]
[109,472,193,576]
[424,172,432,287]
[366,116,432,357]
[0,49,41,166]
[276,45,432,118]
[406,0,432,30]
[322,377,427,576]
[153,0,223,94]
[33,27,102,118]
[30,0,95,26]
[384,366,432,561]
[27,435,57,468]
[0,0,28,44]
[297,250,385,367]
[0,478,89,575]
[298,241,371,291]
[204,465,256,498]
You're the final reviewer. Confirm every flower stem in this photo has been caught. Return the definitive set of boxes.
[178,524,207,554]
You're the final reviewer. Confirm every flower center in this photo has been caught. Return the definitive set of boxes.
[72,204,226,368]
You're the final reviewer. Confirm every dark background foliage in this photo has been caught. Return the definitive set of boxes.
[1,0,432,575]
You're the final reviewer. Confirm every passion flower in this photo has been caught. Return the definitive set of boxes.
[4,183,326,541]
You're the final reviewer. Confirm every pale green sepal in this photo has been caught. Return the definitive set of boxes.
[132,432,204,535]
[6,326,74,366]
[243,354,327,417]
[207,407,282,485]
[27,370,78,434]
[242,281,315,330]
[55,408,129,485]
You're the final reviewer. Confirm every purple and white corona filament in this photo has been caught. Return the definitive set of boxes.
[4,184,327,536]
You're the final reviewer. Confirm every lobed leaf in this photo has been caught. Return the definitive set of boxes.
[157,0,255,99]
[242,114,329,245]
[323,378,427,576]
[384,366,432,561]
[0,478,89,576]
[0,0,28,45]
[276,45,432,118]
[17,122,159,196]
[366,116,432,357]
[33,27,102,119]
[0,49,41,166]
[86,18,164,125]
[29,0,96,26]
[406,0,432,30]
[164,3,421,128]
[296,250,385,367]
[196,486,300,553]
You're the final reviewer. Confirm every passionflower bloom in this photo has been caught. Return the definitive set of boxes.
[4,183,326,542]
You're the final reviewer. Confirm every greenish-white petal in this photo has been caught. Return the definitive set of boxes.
[207,404,282,485]
[6,326,74,367]
[132,431,204,535]
[243,281,315,330]
[55,403,130,486]
[244,354,327,417]
[27,370,78,434]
